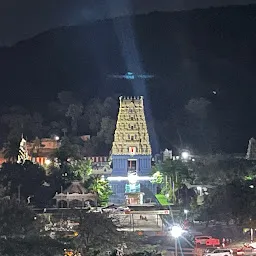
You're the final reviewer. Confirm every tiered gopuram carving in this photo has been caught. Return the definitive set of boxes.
[112,96,151,156]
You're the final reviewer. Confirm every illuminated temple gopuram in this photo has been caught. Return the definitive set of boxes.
[109,96,156,205]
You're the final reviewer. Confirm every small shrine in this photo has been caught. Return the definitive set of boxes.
[53,181,97,208]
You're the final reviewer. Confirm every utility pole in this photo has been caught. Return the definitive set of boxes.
[60,186,63,208]
[18,185,21,204]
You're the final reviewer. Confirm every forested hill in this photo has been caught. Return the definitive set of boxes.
[0,5,256,153]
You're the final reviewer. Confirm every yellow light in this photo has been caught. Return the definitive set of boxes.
[45,159,51,166]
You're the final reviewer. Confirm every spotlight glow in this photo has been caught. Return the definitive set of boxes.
[170,226,183,238]
[181,151,189,159]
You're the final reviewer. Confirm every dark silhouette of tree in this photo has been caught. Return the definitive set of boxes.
[0,198,39,236]
[3,139,20,163]
[97,117,116,145]
[193,157,256,185]
[0,161,46,206]
[65,103,83,134]
[74,212,120,254]
[0,199,64,255]
[198,179,256,225]
[74,212,145,255]
[54,137,83,165]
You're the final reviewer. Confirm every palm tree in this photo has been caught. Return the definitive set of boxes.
[3,139,20,163]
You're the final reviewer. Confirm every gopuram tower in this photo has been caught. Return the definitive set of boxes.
[109,96,156,205]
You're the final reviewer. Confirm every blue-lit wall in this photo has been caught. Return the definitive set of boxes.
[109,181,126,205]
[111,154,151,176]
[109,180,157,205]
[109,154,155,205]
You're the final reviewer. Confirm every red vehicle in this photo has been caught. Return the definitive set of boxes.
[195,236,213,245]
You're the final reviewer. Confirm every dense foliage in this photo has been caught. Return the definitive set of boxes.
[0,92,118,157]
[152,156,256,225]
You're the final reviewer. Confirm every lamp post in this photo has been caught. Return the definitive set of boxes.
[170,226,183,256]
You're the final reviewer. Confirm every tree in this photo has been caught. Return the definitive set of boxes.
[151,160,193,204]
[74,212,147,256]
[198,179,256,225]
[47,91,82,137]
[0,199,65,255]
[0,161,46,206]
[85,97,117,133]
[0,198,39,236]
[87,175,112,206]
[1,106,45,143]
[54,137,83,165]
[66,103,83,134]
[74,212,122,255]
[85,98,104,133]
[0,237,65,256]
[70,159,92,182]
[193,157,256,185]
[3,139,20,163]
[97,117,116,145]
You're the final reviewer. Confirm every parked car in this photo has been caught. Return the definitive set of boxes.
[236,244,256,255]
[195,235,212,245]
[204,248,233,256]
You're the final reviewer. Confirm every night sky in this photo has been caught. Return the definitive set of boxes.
[0,1,256,154]
[0,0,256,45]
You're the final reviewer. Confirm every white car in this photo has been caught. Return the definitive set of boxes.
[205,248,233,256]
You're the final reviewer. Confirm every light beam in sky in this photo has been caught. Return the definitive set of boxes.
[107,0,159,154]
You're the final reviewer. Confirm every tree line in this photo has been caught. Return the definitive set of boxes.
[0,89,219,158]
[152,156,256,226]
[1,91,118,158]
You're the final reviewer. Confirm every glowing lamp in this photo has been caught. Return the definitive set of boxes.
[45,159,51,166]
[128,174,138,184]
[170,225,183,238]
[181,151,189,160]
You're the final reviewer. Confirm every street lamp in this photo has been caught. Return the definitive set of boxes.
[54,135,60,141]
[184,209,189,220]
[170,226,183,256]
[181,151,190,160]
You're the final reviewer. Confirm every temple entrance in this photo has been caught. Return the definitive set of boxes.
[69,199,83,208]
[58,200,68,208]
